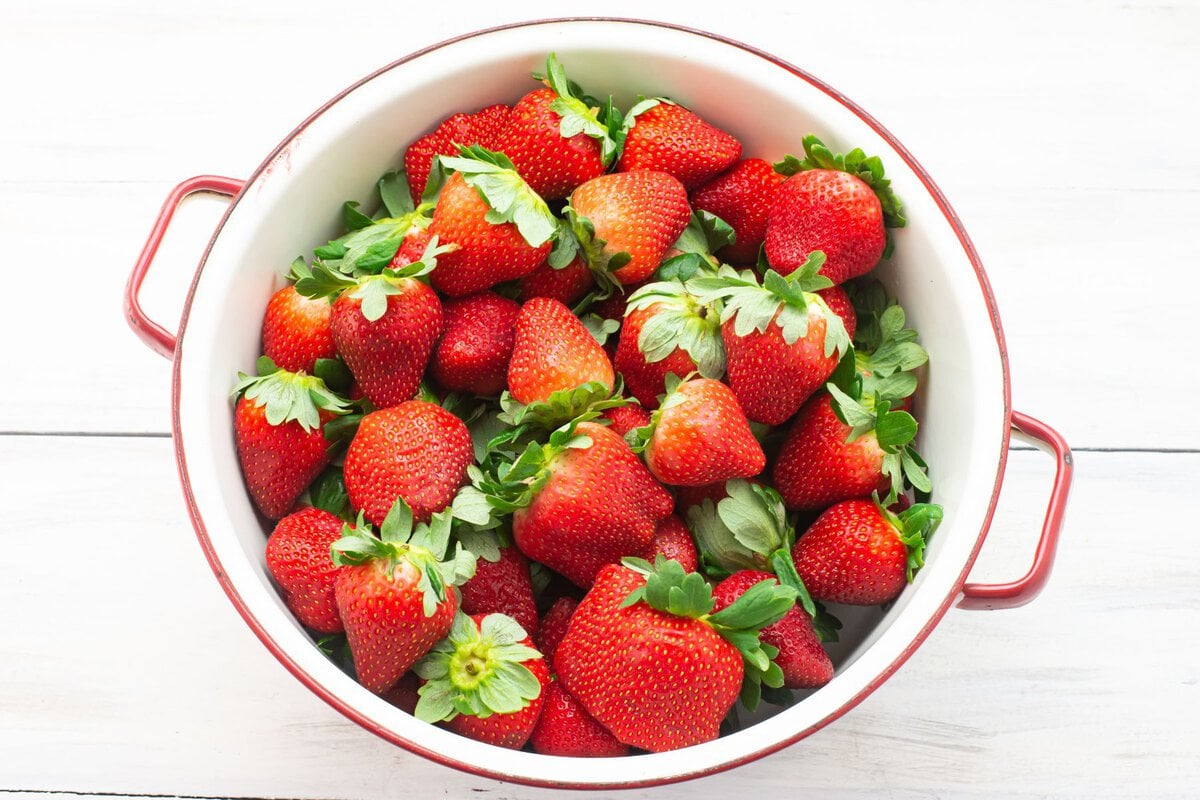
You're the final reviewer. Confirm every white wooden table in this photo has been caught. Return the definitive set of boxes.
[3,2,1197,798]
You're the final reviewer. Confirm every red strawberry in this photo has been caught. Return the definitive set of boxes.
[690,158,784,265]
[772,295,931,510]
[404,103,511,205]
[478,420,673,588]
[555,560,795,752]
[535,596,578,669]
[343,401,472,526]
[691,254,851,425]
[233,366,350,519]
[614,280,724,409]
[616,99,741,190]
[765,136,905,285]
[712,570,833,689]
[459,540,539,638]
[600,403,651,437]
[430,292,520,396]
[645,514,698,573]
[507,297,614,406]
[792,499,941,605]
[817,284,857,341]
[388,227,433,269]
[772,392,885,511]
[531,680,628,757]
[261,285,337,374]
[265,507,348,633]
[674,480,735,515]
[414,613,550,749]
[519,255,595,306]
[332,499,471,694]
[641,377,765,487]
[494,55,614,200]
[568,171,691,286]
[381,672,422,715]
[322,257,443,409]
[426,144,557,294]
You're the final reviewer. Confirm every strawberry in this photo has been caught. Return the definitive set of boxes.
[233,362,351,519]
[555,558,796,752]
[766,135,905,285]
[690,158,784,265]
[685,481,845,671]
[459,538,539,638]
[772,392,906,511]
[645,514,698,573]
[414,612,549,749]
[430,292,520,396]
[712,570,833,690]
[674,480,735,515]
[773,293,932,510]
[636,376,765,487]
[292,242,445,409]
[691,253,851,425]
[507,297,614,406]
[531,679,628,757]
[792,499,941,605]
[494,54,614,200]
[404,103,511,205]
[343,400,472,526]
[615,280,724,409]
[477,420,673,588]
[265,507,348,634]
[616,99,741,189]
[332,499,476,694]
[428,148,557,297]
[817,284,857,341]
[535,596,577,669]
[600,403,651,437]
[519,255,595,306]
[381,672,422,715]
[261,285,337,374]
[566,170,691,286]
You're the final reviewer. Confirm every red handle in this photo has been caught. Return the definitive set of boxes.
[125,175,244,359]
[957,411,1073,610]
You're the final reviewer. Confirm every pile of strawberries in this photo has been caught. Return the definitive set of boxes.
[234,55,943,755]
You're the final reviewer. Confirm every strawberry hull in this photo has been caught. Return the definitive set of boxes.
[133,19,1072,790]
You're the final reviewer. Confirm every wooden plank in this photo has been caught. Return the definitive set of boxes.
[0,438,1193,799]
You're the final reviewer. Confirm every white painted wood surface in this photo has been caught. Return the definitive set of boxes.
[1,1,1196,798]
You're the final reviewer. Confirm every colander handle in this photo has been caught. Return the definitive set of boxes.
[125,175,244,359]
[957,411,1073,610]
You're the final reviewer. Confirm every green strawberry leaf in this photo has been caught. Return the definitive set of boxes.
[413,611,542,723]
[882,500,943,581]
[377,170,415,218]
[811,600,843,644]
[341,200,374,232]
[767,548,817,620]
[580,313,620,346]
[628,280,726,379]
[233,366,352,433]
[441,145,557,247]
[292,258,359,300]
[306,466,350,518]
[455,526,502,563]
[449,484,495,528]
[311,357,352,394]
[543,53,618,166]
